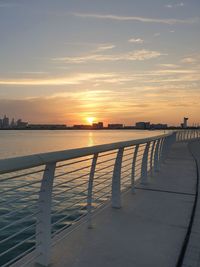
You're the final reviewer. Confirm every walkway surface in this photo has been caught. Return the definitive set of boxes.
[48,142,197,267]
[23,142,199,267]
[182,141,200,267]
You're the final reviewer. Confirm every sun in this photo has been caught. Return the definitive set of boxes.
[86,117,95,125]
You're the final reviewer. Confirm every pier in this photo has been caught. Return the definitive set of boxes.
[0,130,200,267]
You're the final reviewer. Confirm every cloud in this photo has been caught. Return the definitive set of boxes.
[128,38,144,44]
[0,97,82,125]
[165,4,173,8]
[53,49,166,64]
[0,73,115,86]
[65,42,116,52]
[16,71,48,75]
[181,57,198,64]
[72,12,199,25]
[3,64,198,90]
[1,66,199,125]
[159,64,180,68]
[96,44,116,51]
[0,91,153,126]
[165,2,185,8]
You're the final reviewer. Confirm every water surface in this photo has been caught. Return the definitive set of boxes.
[0,129,163,159]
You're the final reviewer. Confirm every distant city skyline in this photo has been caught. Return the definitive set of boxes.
[1,114,199,129]
[0,1,199,125]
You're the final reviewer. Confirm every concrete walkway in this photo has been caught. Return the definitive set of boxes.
[43,142,197,267]
[182,141,200,267]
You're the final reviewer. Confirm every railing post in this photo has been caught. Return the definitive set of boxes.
[186,130,189,140]
[189,130,191,140]
[158,137,165,162]
[87,153,98,228]
[188,131,190,140]
[177,131,180,141]
[141,142,150,184]
[112,148,124,208]
[154,139,161,172]
[131,144,139,193]
[180,131,183,141]
[182,131,185,141]
[36,163,56,267]
[160,137,169,162]
[184,131,186,141]
[149,140,156,176]
[180,131,182,141]
[176,131,179,142]
[192,130,194,139]
[172,132,177,143]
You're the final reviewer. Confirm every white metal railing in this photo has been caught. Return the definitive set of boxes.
[176,129,200,142]
[0,133,177,266]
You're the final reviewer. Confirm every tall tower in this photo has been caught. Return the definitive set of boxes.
[2,115,9,128]
[183,117,188,128]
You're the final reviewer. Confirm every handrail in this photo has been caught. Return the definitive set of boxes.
[0,133,171,174]
[176,129,200,142]
[0,131,179,267]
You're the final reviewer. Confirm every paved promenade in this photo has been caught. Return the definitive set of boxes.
[42,141,198,267]
[22,141,199,267]
[182,140,200,267]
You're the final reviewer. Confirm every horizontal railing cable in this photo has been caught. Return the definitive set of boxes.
[0,132,182,266]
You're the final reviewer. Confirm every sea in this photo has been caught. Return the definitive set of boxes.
[0,129,164,159]
[0,129,164,266]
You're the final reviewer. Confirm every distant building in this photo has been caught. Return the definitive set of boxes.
[2,115,9,128]
[16,119,28,128]
[181,117,188,129]
[28,124,66,130]
[92,122,104,129]
[150,124,168,129]
[135,122,150,129]
[10,118,15,128]
[0,115,29,129]
[108,124,123,129]
[73,125,92,130]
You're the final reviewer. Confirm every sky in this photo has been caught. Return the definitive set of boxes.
[0,0,200,126]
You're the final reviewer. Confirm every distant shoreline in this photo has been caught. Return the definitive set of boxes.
[0,127,198,131]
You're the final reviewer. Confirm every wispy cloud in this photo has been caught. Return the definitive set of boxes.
[53,49,166,64]
[2,66,198,88]
[181,57,199,64]
[159,64,180,68]
[0,73,115,86]
[128,38,144,44]
[64,42,116,53]
[165,2,185,8]
[72,12,199,25]
[96,44,116,51]
[1,67,199,125]
[16,71,48,75]
[165,4,173,8]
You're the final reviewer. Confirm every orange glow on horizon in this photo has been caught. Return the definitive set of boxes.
[86,117,96,125]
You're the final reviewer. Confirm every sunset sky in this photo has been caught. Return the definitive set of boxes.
[0,0,200,126]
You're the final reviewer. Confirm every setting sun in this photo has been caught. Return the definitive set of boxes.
[86,117,95,125]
